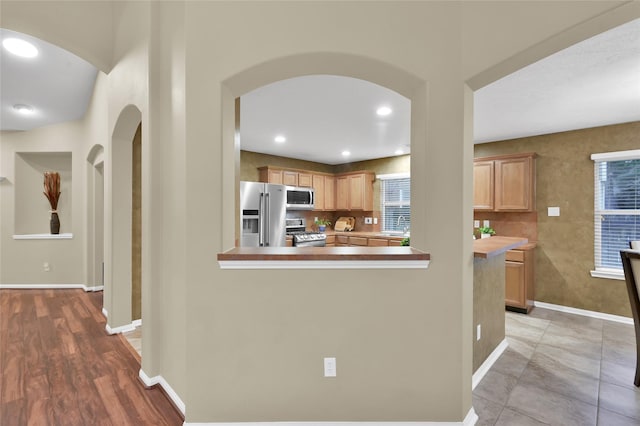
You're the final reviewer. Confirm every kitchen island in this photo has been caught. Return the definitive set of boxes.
[472,236,528,380]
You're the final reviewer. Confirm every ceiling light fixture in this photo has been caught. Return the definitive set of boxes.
[2,37,38,58]
[376,106,392,116]
[395,149,404,155]
[342,150,351,157]
[274,135,286,143]
[13,104,34,114]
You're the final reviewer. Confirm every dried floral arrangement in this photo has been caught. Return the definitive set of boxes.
[43,171,61,211]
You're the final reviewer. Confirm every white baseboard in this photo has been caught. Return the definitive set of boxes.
[0,283,103,292]
[105,321,137,335]
[102,308,108,318]
[139,369,186,415]
[132,318,142,327]
[535,301,633,325]
[184,413,478,426]
[472,339,508,390]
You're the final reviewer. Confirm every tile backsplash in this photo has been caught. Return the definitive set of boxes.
[287,210,381,232]
[474,212,537,242]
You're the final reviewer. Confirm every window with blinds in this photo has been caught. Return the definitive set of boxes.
[379,173,410,233]
[592,150,640,275]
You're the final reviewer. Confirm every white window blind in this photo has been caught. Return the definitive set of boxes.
[378,173,410,233]
[592,150,640,274]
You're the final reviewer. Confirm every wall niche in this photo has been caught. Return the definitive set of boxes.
[15,152,72,236]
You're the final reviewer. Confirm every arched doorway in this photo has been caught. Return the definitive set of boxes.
[86,144,105,294]
[106,104,142,334]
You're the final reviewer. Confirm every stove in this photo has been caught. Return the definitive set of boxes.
[286,218,327,247]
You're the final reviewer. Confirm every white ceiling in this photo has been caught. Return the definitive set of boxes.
[1,18,638,163]
[0,28,97,131]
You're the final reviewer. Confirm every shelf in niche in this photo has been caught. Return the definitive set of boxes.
[13,233,73,240]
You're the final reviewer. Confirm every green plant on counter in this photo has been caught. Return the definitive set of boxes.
[401,237,410,246]
[477,226,496,236]
[315,218,332,226]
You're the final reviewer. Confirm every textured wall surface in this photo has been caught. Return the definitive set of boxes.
[475,121,640,317]
[473,254,506,371]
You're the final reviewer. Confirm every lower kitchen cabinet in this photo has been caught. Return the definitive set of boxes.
[505,248,535,313]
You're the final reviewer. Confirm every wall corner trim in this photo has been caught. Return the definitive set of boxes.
[472,339,508,390]
[105,321,136,335]
[139,369,186,415]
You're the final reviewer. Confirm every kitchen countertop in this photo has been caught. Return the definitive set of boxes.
[217,246,429,269]
[323,230,406,240]
[473,236,529,259]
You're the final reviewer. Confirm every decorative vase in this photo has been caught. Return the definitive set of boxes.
[481,233,491,239]
[50,212,60,234]
[318,225,326,232]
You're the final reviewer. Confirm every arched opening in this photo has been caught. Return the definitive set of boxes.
[220,52,425,250]
[107,104,142,335]
[86,144,105,296]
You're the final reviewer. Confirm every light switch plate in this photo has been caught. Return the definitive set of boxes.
[548,207,560,217]
[474,220,480,228]
[324,357,336,377]
[477,324,481,341]
[364,217,373,225]
[373,218,378,225]
[483,220,490,228]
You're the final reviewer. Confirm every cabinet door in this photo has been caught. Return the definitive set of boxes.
[298,173,313,188]
[368,238,389,247]
[325,176,335,210]
[336,176,349,210]
[495,157,533,211]
[505,261,525,308]
[349,175,365,210]
[268,169,283,184]
[473,161,494,210]
[312,175,325,211]
[283,171,298,186]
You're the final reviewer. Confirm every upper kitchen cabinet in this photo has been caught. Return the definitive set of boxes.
[474,153,536,212]
[259,166,313,187]
[473,160,495,211]
[324,175,335,210]
[335,171,375,211]
[312,174,326,210]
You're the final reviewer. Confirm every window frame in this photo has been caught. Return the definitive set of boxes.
[377,172,411,234]
[590,149,640,281]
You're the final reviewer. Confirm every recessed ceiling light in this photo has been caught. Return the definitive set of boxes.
[274,135,286,143]
[2,38,38,58]
[395,149,404,155]
[342,150,351,157]
[376,106,392,116]
[13,104,34,114]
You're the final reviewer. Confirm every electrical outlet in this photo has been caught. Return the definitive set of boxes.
[364,217,373,225]
[43,262,50,272]
[474,220,480,228]
[483,220,490,228]
[477,324,481,341]
[314,217,318,223]
[324,357,336,377]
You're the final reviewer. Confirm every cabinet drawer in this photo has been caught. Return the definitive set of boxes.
[506,250,524,262]
[349,236,368,246]
[325,235,335,244]
[388,239,402,246]
[336,235,349,244]
[368,238,389,247]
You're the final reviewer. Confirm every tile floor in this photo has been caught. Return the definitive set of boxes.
[123,325,142,357]
[474,307,640,425]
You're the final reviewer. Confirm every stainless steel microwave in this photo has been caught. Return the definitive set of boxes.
[285,186,315,210]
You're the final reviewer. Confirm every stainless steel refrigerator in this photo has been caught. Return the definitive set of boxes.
[240,181,287,247]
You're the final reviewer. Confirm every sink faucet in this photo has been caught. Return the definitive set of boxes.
[397,215,409,234]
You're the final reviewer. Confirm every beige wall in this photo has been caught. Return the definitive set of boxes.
[2,0,639,423]
[475,121,640,317]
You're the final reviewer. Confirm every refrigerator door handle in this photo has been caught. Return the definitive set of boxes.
[265,193,270,246]
[259,193,264,246]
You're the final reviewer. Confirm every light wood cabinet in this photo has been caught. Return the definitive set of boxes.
[388,239,402,246]
[324,176,335,210]
[325,234,335,247]
[298,173,312,188]
[505,248,535,313]
[283,171,298,186]
[473,153,535,212]
[312,175,325,211]
[368,238,389,247]
[336,176,349,210]
[335,172,375,211]
[473,161,494,211]
[261,168,283,185]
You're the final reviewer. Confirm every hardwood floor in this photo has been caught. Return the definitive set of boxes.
[0,289,183,425]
